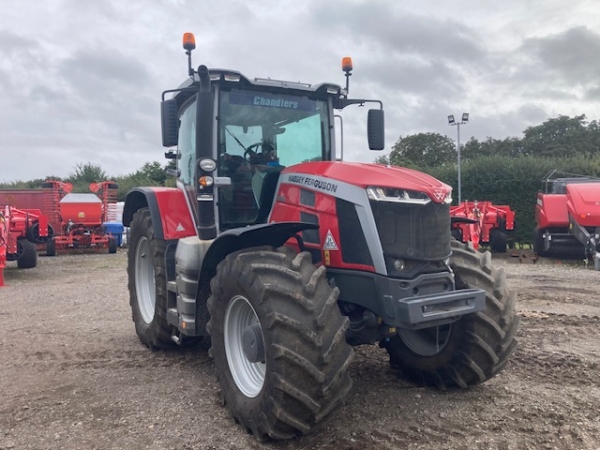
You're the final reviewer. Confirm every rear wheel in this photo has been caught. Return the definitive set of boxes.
[533,228,549,257]
[207,247,353,441]
[382,240,519,388]
[108,236,117,254]
[46,238,56,257]
[26,222,54,244]
[17,239,37,269]
[490,229,507,253]
[128,208,175,349]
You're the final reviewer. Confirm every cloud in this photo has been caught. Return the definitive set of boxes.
[522,26,600,85]
[1,0,600,181]
[312,1,484,61]
[587,86,600,101]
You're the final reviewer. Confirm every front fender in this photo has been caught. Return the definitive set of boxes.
[200,221,317,281]
[195,222,318,321]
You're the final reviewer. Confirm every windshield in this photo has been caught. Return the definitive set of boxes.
[217,88,331,228]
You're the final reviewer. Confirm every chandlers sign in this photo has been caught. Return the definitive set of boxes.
[228,91,317,112]
[287,175,338,193]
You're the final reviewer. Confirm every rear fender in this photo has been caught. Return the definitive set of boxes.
[123,187,196,240]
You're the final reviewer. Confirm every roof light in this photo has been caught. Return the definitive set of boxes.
[223,73,241,82]
[183,33,196,51]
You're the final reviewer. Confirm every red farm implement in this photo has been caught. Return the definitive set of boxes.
[0,205,53,286]
[0,188,61,234]
[43,180,120,256]
[450,201,516,252]
[534,170,600,267]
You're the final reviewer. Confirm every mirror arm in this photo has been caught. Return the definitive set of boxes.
[335,98,383,110]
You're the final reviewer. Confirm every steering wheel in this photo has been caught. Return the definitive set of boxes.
[244,142,264,164]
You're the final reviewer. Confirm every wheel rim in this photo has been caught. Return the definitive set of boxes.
[224,295,266,398]
[135,236,156,324]
[398,324,452,356]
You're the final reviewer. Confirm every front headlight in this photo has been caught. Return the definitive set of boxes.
[444,191,453,204]
[366,186,431,205]
[199,158,217,172]
[393,258,406,271]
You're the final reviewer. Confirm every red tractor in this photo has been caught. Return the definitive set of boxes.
[0,205,53,286]
[450,201,516,252]
[44,180,119,256]
[123,33,519,440]
[534,170,600,265]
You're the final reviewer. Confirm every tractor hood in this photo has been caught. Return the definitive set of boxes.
[283,161,452,203]
[566,182,600,227]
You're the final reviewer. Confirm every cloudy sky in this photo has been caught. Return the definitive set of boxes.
[1,0,599,183]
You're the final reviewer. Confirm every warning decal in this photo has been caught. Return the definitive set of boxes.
[323,230,339,250]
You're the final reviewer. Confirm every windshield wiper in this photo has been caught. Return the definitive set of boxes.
[225,126,248,152]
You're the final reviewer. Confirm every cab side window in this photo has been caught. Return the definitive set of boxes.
[178,103,196,186]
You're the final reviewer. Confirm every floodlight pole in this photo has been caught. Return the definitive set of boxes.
[448,113,469,204]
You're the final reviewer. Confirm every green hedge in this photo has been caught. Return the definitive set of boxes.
[423,154,600,244]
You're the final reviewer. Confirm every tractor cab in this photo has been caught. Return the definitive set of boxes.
[160,33,384,239]
[182,80,333,229]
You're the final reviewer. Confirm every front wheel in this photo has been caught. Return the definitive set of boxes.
[207,247,353,441]
[127,208,175,349]
[383,240,519,388]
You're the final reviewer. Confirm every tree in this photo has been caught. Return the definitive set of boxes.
[462,137,524,161]
[64,163,108,193]
[389,133,457,168]
[138,161,167,186]
[68,163,108,185]
[521,114,592,157]
[374,155,389,165]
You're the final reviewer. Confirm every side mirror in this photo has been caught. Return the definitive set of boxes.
[161,99,179,147]
[367,109,385,150]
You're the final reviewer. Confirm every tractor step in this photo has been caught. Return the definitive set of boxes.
[167,307,179,325]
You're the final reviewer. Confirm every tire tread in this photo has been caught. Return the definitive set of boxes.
[206,247,353,440]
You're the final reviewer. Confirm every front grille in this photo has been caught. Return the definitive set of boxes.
[337,199,373,266]
[370,200,451,261]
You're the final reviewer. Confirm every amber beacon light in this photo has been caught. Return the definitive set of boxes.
[342,56,353,73]
[183,32,196,51]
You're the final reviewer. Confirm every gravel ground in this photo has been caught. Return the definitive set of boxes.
[0,249,599,450]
